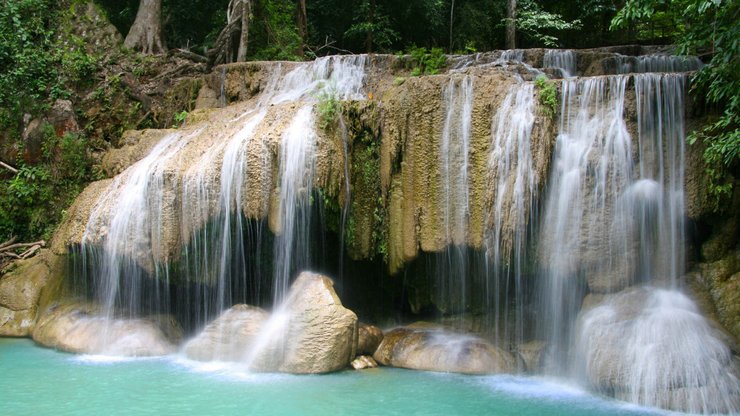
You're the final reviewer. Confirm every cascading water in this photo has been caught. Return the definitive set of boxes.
[612,54,703,74]
[535,66,738,412]
[485,83,537,349]
[434,75,474,313]
[78,55,367,343]
[537,74,632,366]
[543,49,576,77]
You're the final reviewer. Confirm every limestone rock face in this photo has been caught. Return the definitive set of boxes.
[33,302,180,356]
[576,287,740,414]
[185,271,358,374]
[373,326,516,374]
[516,340,547,373]
[0,252,57,336]
[697,248,740,340]
[184,304,268,361]
[357,323,383,355]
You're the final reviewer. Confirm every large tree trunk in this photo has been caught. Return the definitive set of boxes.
[366,0,375,53]
[296,0,307,58]
[208,0,252,66]
[237,0,251,62]
[449,0,455,52]
[505,0,516,49]
[124,0,166,54]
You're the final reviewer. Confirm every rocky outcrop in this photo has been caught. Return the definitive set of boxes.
[186,271,358,374]
[373,326,516,374]
[576,287,740,414]
[184,304,268,361]
[33,301,180,356]
[357,323,383,355]
[0,252,60,336]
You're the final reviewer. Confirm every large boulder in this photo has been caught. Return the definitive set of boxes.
[357,322,384,355]
[373,326,516,374]
[33,302,180,356]
[575,287,740,414]
[0,252,58,336]
[184,304,268,361]
[185,271,358,374]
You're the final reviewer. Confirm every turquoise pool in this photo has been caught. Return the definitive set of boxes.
[0,338,670,416]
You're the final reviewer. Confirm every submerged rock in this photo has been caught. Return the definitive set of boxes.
[33,302,180,356]
[185,271,358,374]
[576,287,740,414]
[373,326,516,374]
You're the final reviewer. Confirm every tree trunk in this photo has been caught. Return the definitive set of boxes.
[505,0,516,49]
[366,0,375,53]
[449,0,455,52]
[296,0,307,58]
[237,0,251,62]
[124,0,166,54]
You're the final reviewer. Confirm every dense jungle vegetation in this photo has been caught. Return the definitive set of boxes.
[0,0,737,244]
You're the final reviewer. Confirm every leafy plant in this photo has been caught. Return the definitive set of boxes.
[408,46,446,76]
[316,86,340,131]
[173,110,188,127]
[513,0,582,47]
[535,75,558,117]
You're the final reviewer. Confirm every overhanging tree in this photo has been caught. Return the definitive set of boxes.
[124,0,166,54]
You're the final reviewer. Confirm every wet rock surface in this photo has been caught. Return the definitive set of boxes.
[373,326,516,374]
[33,302,180,356]
[185,271,357,374]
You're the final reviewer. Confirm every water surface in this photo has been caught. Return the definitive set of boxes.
[0,339,669,416]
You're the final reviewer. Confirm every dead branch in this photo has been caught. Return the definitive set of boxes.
[0,240,45,252]
[0,236,18,251]
[0,161,18,174]
[170,48,208,63]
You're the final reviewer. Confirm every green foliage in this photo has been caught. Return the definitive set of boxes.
[0,125,93,241]
[612,0,739,209]
[535,75,558,117]
[251,0,303,61]
[408,46,447,76]
[173,111,189,127]
[344,0,399,52]
[316,86,340,131]
[0,0,57,131]
[514,0,582,47]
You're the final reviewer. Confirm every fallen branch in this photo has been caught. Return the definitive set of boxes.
[0,236,18,251]
[0,161,18,174]
[0,240,46,253]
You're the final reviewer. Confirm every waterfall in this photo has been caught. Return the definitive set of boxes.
[78,55,367,335]
[485,83,537,349]
[537,75,632,366]
[533,69,738,412]
[434,75,474,313]
[543,49,576,77]
[612,54,703,74]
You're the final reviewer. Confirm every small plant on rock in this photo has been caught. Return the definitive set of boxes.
[535,74,558,117]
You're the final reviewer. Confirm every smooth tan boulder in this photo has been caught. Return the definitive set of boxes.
[184,304,269,361]
[357,322,383,355]
[184,271,358,374]
[33,302,180,356]
[373,326,516,374]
